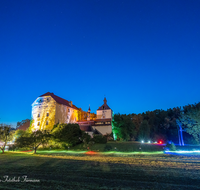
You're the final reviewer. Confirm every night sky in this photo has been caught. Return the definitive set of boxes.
[1,0,200,127]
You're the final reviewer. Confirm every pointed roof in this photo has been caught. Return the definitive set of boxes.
[88,105,91,112]
[97,97,111,110]
[39,92,79,110]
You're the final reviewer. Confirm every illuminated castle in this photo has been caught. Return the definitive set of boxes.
[31,92,113,136]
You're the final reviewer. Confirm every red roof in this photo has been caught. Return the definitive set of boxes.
[97,103,111,110]
[16,121,30,131]
[40,92,79,110]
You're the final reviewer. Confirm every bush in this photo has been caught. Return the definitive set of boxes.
[92,135,107,144]
[8,144,18,151]
[104,144,112,151]
[52,123,82,147]
[165,141,176,151]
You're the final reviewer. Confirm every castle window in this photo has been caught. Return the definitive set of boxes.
[37,122,40,126]
[46,121,48,125]
[38,113,40,117]
[46,113,49,117]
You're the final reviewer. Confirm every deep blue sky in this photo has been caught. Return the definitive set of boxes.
[1,0,200,127]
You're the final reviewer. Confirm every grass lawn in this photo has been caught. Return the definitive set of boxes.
[0,152,200,190]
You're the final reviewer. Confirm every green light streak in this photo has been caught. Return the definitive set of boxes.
[37,150,87,154]
[101,151,163,155]
[12,150,164,155]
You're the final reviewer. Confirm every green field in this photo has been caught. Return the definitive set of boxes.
[0,151,200,190]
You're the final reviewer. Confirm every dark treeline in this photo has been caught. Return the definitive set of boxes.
[113,102,200,144]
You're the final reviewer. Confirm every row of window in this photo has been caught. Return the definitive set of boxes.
[37,121,48,126]
[38,98,51,103]
[38,113,49,117]
[37,116,77,126]
[37,108,73,118]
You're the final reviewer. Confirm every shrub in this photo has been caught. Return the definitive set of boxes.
[93,135,107,144]
[8,144,17,151]
[165,141,176,151]
[104,144,112,151]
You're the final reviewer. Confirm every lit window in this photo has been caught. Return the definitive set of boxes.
[46,113,49,117]
[38,114,40,117]
[37,122,40,126]
[46,121,48,125]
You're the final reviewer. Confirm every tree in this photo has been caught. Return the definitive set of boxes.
[178,108,200,144]
[112,114,136,141]
[138,120,150,141]
[15,130,51,153]
[0,124,15,153]
[52,123,82,147]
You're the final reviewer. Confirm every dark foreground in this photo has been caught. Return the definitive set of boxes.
[0,152,200,190]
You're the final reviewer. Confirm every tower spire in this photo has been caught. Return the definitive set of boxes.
[103,97,107,104]
[87,104,91,121]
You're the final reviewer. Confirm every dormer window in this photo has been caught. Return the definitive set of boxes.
[38,113,40,117]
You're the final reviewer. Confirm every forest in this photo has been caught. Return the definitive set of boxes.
[113,102,200,144]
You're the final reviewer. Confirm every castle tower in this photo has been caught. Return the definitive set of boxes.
[87,105,91,121]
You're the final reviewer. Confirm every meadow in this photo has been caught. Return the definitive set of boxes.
[0,151,200,190]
